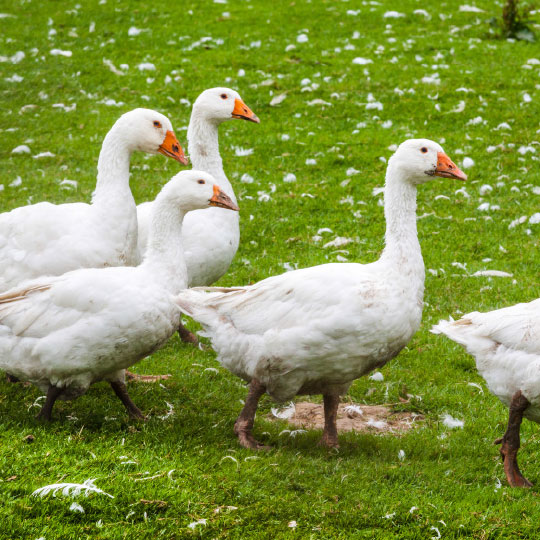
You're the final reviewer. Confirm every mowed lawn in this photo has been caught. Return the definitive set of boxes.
[1,0,540,538]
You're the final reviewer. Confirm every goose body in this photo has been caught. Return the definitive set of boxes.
[432,299,540,487]
[0,267,180,398]
[181,261,424,402]
[0,171,237,420]
[0,108,187,291]
[178,139,466,449]
[137,88,259,286]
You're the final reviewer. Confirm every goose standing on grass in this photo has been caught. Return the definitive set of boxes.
[177,139,467,450]
[136,88,259,343]
[432,302,540,487]
[0,108,187,292]
[0,171,238,421]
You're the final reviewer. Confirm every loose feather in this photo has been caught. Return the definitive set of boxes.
[32,478,114,499]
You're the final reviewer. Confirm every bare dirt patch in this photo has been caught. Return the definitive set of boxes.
[271,401,423,435]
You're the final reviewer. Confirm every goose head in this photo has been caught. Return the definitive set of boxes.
[118,108,188,164]
[162,170,240,213]
[389,139,467,184]
[192,87,260,125]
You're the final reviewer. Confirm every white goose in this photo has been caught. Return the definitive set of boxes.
[432,301,540,487]
[0,170,238,421]
[177,139,467,449]
[0,108,187,292]
[136,87,259,285]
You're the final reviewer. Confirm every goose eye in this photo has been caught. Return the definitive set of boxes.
[197,179,205,184]
[220,93,227,100]
[153,121,162,128]
[420,147,428,153]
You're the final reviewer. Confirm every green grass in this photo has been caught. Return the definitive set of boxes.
[2,0,540,537]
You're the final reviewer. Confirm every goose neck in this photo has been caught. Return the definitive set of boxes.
[187,110,235,198]
[92,125,134,204]
[142,202,188,292]
[380,161,423,272]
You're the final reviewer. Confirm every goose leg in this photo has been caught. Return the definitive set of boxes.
[178,320,199,345]
[495,390,532,488]
[318,394,340,449]
[234,379,270,450]
[36,385,63,421]
[110,381,145,420]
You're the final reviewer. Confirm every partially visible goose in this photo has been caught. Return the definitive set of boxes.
[432,301,540,487]
[177,139,466,449]
[137,87,258,286]
[0,108,187,292]
[0,171,238,421]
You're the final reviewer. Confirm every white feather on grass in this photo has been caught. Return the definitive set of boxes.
[220,455,239,468]
[467,382,484,394]
[344,404,364,416]
[32,478,114,499]
[367,419,388,429]
[188,518,207,529]
[28,395,46,410]
[158,401,175,420]
[271,402,296,419]
[471,270,513,278]
[279,429,307,438]
[69,502,85,513]
[441,414,464,429]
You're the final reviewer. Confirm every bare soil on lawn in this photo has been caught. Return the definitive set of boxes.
[272,401,423,435]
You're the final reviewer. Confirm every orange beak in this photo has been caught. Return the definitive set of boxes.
[158,130,189,165]
[433,152,467,181]
[232,98,260,124]
[209,184,240,211]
